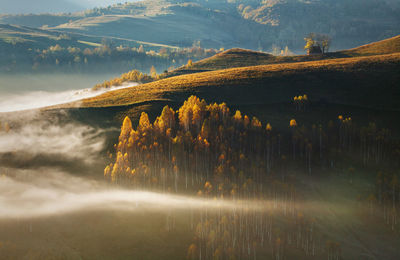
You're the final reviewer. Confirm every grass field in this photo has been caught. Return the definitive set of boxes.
[169,34,400,73]
[53,53,400,112]
[339,35,400,57]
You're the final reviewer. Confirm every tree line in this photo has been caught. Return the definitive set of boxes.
[0,41,217,74]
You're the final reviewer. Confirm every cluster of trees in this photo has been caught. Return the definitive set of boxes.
[105,95,400,257]
[187,205,327,260]
[293,94,308,111]
[92,69,154,90]
[1,41,218,73]
[184,173,341,259]
[36,44,216,72]
[362,171,399,233]
[360,123,391,166]
[304,33,332,54]
[271,45,294,56]
[106,95,400,190]
[105,96,291,194]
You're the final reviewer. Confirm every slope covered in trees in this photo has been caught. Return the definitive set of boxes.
[107,95,400,199]
[104,95,400,259]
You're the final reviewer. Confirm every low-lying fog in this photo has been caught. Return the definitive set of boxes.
[0,73,119,94]
[0,118,106,166]
[0,170,242,219]
[0,111,243,220]
[0,73,138,112]
[0,113,260,220]
[0,73,163,221]
[0,83,137,112]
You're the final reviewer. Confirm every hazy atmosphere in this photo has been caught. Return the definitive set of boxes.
[0,0,399,259]
[1,0,131,14]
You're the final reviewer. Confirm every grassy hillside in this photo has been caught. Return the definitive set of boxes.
[0,24,217,73]
[1,0,399,51]
[173,48,277,72]
[339,35,400,57]
[53,53,400,112]
[168,48,325,74]
[170,35,400,73]
[0,24,96,49]
[0,23,178,51]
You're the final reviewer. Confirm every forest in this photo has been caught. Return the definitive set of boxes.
[105,95,399,259]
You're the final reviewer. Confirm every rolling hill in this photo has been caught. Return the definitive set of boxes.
[0,23,178,51]
[40,35,400,135]
[0,23,196,73]
[162,34,400,76]
[52,53,400,112]
[1,0,399,52]
[339,34,400,57]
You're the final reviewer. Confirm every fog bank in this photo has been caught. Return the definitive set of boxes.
[0,170,243,219]
[0,83,138,112]
[0,119,107,167]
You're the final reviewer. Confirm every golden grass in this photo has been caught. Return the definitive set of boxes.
[52,53,400,109]
[341,35,400,56]
[172,35,400,72]
[174,48,321,71]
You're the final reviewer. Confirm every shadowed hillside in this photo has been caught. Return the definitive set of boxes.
[52,53,400,112]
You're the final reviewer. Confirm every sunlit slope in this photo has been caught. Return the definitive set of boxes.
[173,48,279,72]
[169,48,328,74]
[171,35,400,73]
[46,1,251,49]
[338,35,400,57]
[61,53,400,111]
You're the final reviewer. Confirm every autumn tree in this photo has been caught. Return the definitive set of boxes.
[290,119,297,159]
[150,65,157,78]
[304,33,331,54]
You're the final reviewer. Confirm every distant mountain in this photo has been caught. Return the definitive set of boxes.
[1,0,399,52]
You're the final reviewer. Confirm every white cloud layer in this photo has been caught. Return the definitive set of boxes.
[0,83,137,113]
[0,119,106,165]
